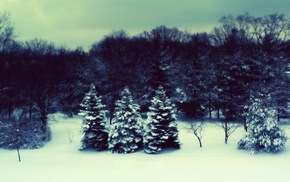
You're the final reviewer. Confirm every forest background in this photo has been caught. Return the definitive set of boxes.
[0,12,290,135]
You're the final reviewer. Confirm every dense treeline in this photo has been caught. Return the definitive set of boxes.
[1,11,290,136]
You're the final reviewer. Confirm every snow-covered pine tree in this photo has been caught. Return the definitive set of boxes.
[79,84,108,151]
[143,85,180,154]
[108,87,143,154]
[237,93,287,154]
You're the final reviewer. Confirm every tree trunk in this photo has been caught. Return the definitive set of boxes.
[16,129,21,162]
[197,137,202,148]
[244,120,248,132]
[17,148,21,162]
[29,92,33,119]
[29,103,32,119]
[208,91,212,119]
[225,134,228,144]
[224,119,228,144]
[40,109,48,137]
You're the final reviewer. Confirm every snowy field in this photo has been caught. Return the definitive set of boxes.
[1,114,290,182]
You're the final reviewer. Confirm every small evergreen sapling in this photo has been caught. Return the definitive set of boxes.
[79,84,108,151]
[237,93,287,154]
[143,85,180,154]
[108,87,143,154]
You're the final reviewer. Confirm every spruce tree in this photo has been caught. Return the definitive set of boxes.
[143,85,180,154]
[108,87,143,154]
[237,93,287,154]
[79,84,108,151]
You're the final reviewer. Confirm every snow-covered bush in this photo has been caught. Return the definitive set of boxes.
[79,84,108,151]
[108,87,143,154]
[143,85,180,154]
[0,119,51,149]
[237,94,287,153]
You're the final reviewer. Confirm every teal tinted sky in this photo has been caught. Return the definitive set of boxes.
[1,0,290,50]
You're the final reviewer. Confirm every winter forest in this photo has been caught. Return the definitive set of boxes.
[0,11,290,156]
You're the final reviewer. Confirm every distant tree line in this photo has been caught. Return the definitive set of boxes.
[1,11,290,139]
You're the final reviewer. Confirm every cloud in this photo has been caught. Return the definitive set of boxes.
[1,0,290,50]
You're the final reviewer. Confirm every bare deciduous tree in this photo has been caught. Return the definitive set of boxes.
[0,11,14,49]
[211,13,290,46]
[186,120,205,148]
[217,119,240,144]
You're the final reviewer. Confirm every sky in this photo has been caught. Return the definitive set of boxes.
[1,0,290,50]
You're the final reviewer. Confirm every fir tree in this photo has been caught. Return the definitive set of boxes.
[237,93,287,154]
[143,85,180,154]
[108,87,143,154]
[79,84,108,151]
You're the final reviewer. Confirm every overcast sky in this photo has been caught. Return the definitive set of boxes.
[1,0,290,50]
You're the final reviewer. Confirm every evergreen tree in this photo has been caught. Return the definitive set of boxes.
[238,93,287,154]
[143,85,180,154]
[79,84,108,151]
[108,87,143,154]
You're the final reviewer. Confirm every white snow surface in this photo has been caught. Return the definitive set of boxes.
[1,113,290,182]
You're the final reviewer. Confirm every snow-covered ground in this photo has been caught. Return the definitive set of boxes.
[1,114,290,182]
